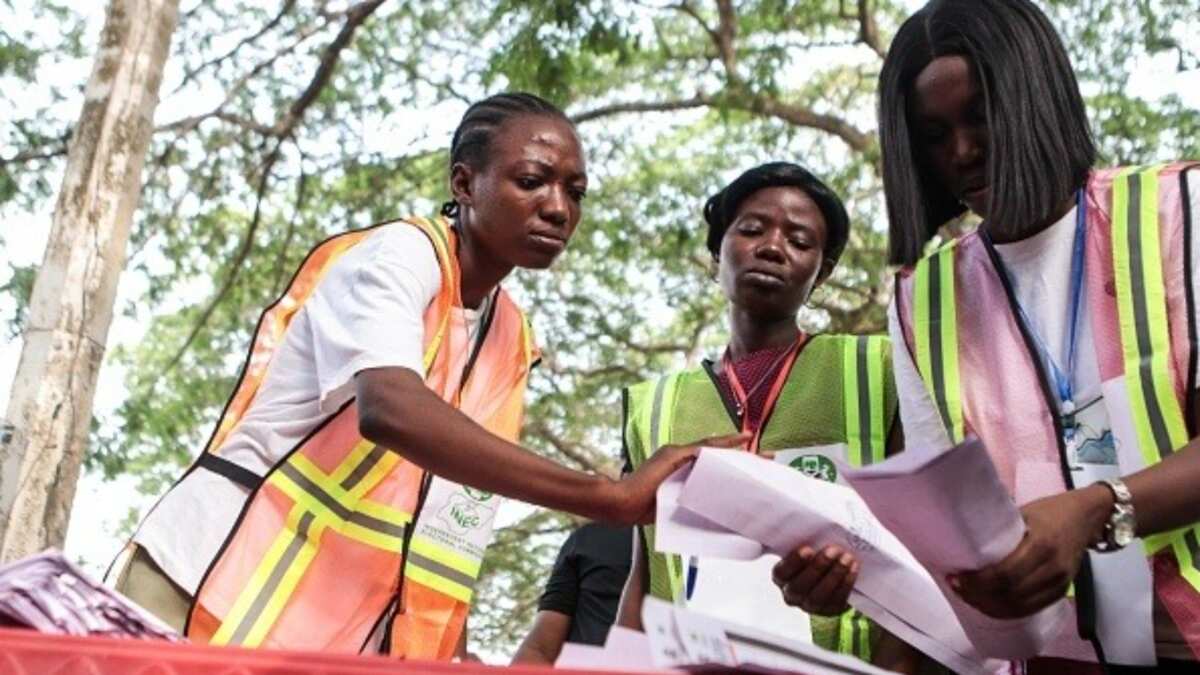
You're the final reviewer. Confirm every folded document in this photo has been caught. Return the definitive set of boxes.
[656,440,1071,673]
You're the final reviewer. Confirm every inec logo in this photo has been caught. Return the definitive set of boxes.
[789,454,837,483]
[440,494,496,535]
[463,486,494,502]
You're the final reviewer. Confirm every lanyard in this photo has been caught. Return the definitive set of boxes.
[720,336,804,452]
[992,190,1087,439]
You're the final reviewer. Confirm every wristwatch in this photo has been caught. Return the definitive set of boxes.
[1091,478,1137,553]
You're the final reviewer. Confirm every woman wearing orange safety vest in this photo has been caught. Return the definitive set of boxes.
[878,1,1200,673]
[114,92,722,659]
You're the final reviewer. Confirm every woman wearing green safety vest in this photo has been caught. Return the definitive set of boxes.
[881,1,1200,672]
[614,162,924,672]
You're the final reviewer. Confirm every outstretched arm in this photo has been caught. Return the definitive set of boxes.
[356,367,749,523]
[511,610,572,665]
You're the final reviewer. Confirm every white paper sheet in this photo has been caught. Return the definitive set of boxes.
[641,596,893,675]
[655,447,1011,674]
[553,626,656,670]
[656,464,764,560]
[840,438,1073,659]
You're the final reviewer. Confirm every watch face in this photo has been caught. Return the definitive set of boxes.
[1113,509,1137,547]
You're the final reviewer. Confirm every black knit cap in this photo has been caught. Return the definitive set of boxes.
[703,162,851,266]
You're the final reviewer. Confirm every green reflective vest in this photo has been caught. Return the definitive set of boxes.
[623,334,896,662]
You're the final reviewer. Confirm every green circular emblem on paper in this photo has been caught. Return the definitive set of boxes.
[789,454,838,483]
[464,486,494,502]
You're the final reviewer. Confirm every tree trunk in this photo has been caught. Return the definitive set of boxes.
[0,0,180,562]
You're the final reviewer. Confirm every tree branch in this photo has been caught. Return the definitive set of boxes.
[156,110,277,136]
[171,0,299,95]
[673,1,718,45]
[713,0,738,78]
[735,95,875,153]
[524,420,608,475]
[154,0,389,376]
[270,168,309,297]
[571,91,874,154]
[273,0,388,139]
[855,0,886,59]
[155,17,331,139]
[0,144,69,168]
[158,144,282,376]
[571,95,711,123]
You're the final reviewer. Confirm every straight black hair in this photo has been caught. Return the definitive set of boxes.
[441,92,571,218]
[878,0,1097,266]
[704,161,851,268]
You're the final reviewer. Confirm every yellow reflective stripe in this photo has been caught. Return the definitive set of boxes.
[1172,536,1200,590]
[837,611,872,658]
[666,554,685,605]
[837,612,855,654]
[287,454,411,529]
[240,515,325,647]
[866,336,888,464]
[269,469,407,551]
[408,535,481,578]
[843,338,864,467]
[647,373,685,603]
[423,316,450,372]
[267,470,403,550]
[211,505,324,647]
[1112,165,1190,466]
[1111,166,1200,588]
[856,614,872,660]
[346,454,400,503]
[405,564,472,603]
[936,245,964,443]
[405,535,479,603]
[327,439,377,486]
[845,335,889,466]
[412,217,454,371]
[913,243,965,443]
[1135,167,1189,451]
[654,374,681,450]
[520,314,536,366]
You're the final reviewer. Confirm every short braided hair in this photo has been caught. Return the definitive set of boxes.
[441,92,572,218]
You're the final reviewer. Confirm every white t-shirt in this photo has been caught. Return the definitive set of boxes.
[133,222,482,595]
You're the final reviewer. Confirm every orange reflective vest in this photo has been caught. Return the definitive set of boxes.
[895,163,1200,660]
[182,216,537,658]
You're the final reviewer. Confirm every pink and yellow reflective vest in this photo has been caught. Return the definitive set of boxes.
[895,163,1200,661]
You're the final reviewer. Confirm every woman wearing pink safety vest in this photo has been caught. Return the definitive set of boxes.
[879,1,1199,673]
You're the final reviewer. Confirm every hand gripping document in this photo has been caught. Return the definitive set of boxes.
[655,440,1070,675]
[839,439,1074,661]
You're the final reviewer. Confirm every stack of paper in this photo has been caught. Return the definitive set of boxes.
[840,440,1074,659]
[0,550,180,641]
[641,597,894,674]
[655,443,1059,674]
[554,598,890,674]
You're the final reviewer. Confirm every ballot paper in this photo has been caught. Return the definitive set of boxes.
[640,596,893,674]
[555,626,655,670]
[840,439,1074,659]
[0,549,180,640]
[655,448,1012,675]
